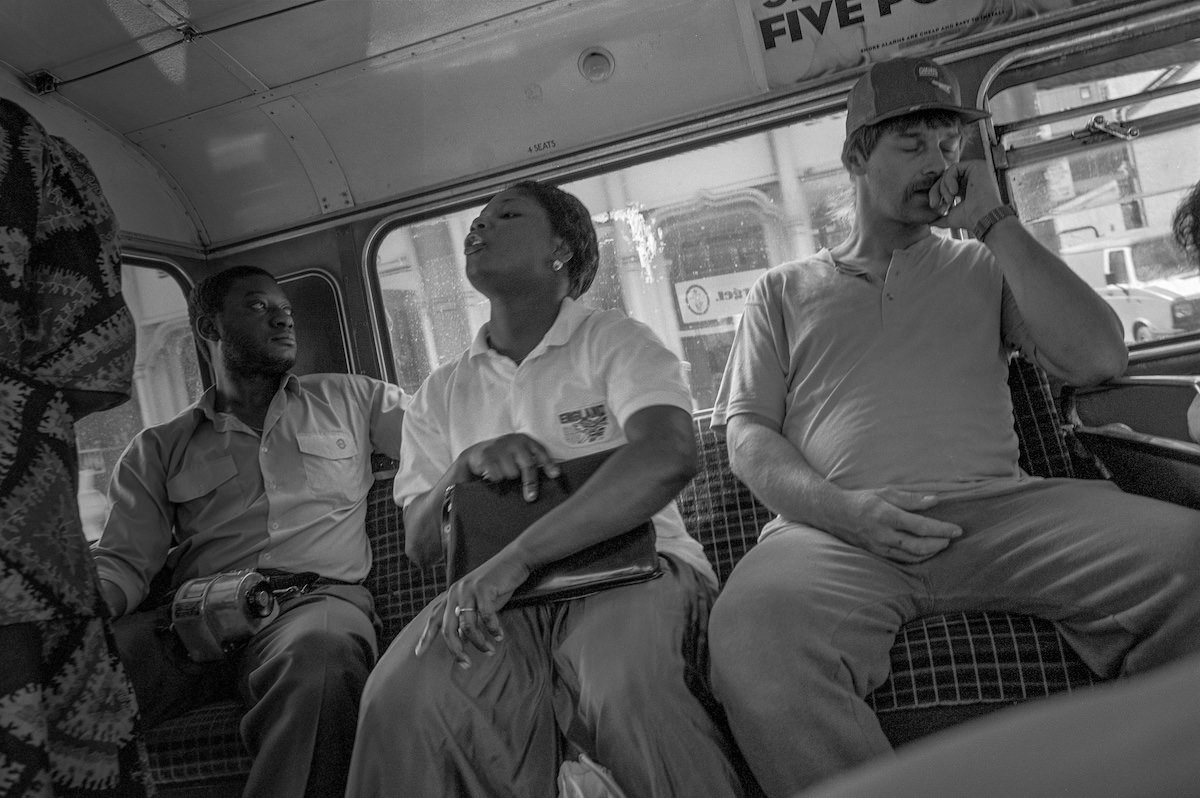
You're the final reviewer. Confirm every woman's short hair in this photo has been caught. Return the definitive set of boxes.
[188,264,276,333]
[509,180,600,298]
[841,109,967,170]
[1173,180,1200,263]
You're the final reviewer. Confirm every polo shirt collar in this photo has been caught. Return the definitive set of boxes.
[470,297,589,362]
[827,233,941,280]
[193,372,298,423]
[539,297,588,351]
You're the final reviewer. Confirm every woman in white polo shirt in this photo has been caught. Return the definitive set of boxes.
[345,180,747,797]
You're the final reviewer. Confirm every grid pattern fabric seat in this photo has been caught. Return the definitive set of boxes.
[360,462,446,649]
[142,702,249,789]
[678,357,1101,747]
[144,357,1102,793]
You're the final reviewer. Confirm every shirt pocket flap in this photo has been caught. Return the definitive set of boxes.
[296,431,358,460]
[166,456,239,502]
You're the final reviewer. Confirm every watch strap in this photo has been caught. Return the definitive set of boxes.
[972,205,1017,240]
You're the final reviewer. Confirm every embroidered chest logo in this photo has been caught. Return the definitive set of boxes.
[558,403,609,445]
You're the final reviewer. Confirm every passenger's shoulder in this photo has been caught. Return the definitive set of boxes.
[930,234,993,264]
[766,252,836,281]
[128,402,203,450]
[299,372,405,405]
[577,305,663,349]
[578,305,639,332]
[748,253,836,301]
[417,352,473,400]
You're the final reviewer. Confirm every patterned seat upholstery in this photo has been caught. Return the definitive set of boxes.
[143,357,1103,794]
[680,357,1101,746]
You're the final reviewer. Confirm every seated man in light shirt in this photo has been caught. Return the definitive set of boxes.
[92,265,407,798]
[707,57,1200,796]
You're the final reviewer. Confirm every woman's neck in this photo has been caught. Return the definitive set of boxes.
[487,294,565,364]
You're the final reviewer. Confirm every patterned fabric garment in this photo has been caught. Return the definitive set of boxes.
[0,99,153,796]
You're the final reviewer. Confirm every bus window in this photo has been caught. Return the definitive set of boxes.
[373,112,848,409]
[75,263,201,540]
[1106,248,1130,285]
[992,38,1200,346]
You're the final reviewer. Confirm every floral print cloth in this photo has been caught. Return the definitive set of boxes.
[0,98,153,797]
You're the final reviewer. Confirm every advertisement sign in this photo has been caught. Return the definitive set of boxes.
[675,270,766,325]
[738,0,1137,90]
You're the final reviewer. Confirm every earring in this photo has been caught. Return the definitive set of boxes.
[552,258,564,272]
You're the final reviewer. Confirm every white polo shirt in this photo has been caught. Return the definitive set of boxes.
[396,297,715,585]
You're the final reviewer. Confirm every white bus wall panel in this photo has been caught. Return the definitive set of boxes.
[0,72,204,248]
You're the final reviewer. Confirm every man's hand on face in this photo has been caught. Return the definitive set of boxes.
[928,160,1005,234]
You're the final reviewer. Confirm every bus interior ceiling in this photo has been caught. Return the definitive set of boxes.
[0,0,768,252]
[2,0,1200,382]
[0,1,1194,251]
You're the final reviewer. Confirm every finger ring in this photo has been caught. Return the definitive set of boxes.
[454,606,477,618]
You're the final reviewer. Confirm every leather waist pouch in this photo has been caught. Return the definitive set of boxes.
[443,448,661,606]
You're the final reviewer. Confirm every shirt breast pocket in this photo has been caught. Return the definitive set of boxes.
[166,456,239,503]
[296,431,361,497]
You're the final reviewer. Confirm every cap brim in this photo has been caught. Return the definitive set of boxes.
[858,103,991,130]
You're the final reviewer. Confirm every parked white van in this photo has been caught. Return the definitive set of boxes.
[1060,230,1200,343]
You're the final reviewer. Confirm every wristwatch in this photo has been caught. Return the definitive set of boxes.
[972,205,1017,240]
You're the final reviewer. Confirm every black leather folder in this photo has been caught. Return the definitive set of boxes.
[443,448,660,605]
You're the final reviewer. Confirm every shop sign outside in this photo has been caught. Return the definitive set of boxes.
[674,270,767,326]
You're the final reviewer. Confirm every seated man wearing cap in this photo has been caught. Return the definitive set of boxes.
[707,56,1200,795]
[92,265,407,798]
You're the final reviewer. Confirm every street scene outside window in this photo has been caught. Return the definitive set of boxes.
[75,264,202,540]
[993,38,1200,345]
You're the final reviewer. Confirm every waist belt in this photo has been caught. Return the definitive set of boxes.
[258,570,356,596]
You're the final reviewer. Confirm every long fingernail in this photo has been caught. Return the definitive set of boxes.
[523,486,536,502]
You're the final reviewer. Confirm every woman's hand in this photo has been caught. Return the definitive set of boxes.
[414,552,531,668]
[455,433,561,501]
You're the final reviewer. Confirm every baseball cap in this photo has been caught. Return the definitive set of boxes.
[844,57,990,140]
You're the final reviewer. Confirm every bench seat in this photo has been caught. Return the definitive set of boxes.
[144,357,1104,795]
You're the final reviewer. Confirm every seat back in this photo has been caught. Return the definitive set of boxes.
[366,357,1077,647]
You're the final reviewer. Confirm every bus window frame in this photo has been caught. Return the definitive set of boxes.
[977,9,1200,354]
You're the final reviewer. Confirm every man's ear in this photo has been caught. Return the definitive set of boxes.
[846,146,869,176]
[196,315,220,343]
